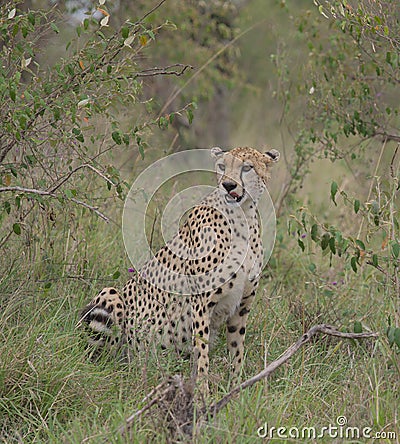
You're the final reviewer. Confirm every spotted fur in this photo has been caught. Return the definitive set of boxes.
[79,146,280,392]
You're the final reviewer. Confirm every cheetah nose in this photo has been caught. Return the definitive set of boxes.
[222,182,237,193]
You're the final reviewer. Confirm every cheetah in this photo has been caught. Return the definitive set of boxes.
[80,146,280,392]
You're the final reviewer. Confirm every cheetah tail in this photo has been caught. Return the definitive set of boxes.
[78,286,125,346]
[78,303,115,347]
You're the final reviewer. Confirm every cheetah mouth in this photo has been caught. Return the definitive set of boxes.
[225,190,245,203]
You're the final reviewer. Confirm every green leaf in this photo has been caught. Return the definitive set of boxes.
[121,27,129,39]
[72,128,84,143]
[387,326,395,346]
[354,199,360,214]
[112,131,122,145]
[139,145,145,159]
[298,238,305,252]
[51,23,59,33]
[4,201,11,214]
[386,326,399,346]
[329,237,336,254]
[9,87,16,102]
[372,254,378,267]
[321,233,330,250]
[64,189,77,198]
[394,328,400,349]
[353,321,362,334]
[53,107,61,121]
[311,224,319,242]
[371,200,379,214]
[187,108,194,125]
[13,223,21,235]
[350,256,358,273]
[392,243,400,259]
[308,262,316,273]
[330,181,338,205]
[112,270,120,280]
[28,12,35,25]
[355,239,365,251]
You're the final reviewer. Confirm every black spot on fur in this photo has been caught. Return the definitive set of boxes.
[239,307,250,316]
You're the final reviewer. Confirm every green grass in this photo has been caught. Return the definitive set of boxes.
[1,209,399,443]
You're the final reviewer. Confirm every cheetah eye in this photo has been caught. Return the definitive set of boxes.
[242,164,253,172]
[217,163,225,172]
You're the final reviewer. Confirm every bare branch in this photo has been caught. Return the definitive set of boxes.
[390,143,399,179]
[374,132,400,143]
[0,186,55,196]
[135,64,194,78]
[366,260,398,285]
[49,163,115,194]
[68,197,109,222]
[206,324,378,417]
[135,0,169,24]
[116,324,378,440]
[0,186,109,222]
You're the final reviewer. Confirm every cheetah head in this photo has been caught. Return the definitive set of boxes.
[211,146,280,205]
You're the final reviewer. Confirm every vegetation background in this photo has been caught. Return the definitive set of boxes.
[0,0,399,442]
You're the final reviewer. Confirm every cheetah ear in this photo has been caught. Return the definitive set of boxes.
[211,146,224,158]
[264,149,280,163]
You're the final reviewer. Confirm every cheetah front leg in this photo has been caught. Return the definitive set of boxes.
[226,287,257,384]
[191,294,211,394]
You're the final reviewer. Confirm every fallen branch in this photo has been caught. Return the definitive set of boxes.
[206,324,378,417]
[115,324,378,439]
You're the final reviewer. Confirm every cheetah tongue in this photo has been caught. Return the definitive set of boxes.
[229,191,239,199]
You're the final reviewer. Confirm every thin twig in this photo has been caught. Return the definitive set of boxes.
[158,18,269,116]
[357,137,387,240]
[390,143,399,179]
[49,163,115,194]
[366,260,398,285]
[0,186,109,222]
[374,132,400,143]
[0,186,56,196]
[135,0,169,24]
[68,197,109,222]
[135,64,193,78]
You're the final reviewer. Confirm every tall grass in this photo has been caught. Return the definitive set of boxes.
[1,203,398,442]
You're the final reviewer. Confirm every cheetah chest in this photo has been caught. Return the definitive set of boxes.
[210,220,261,329]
